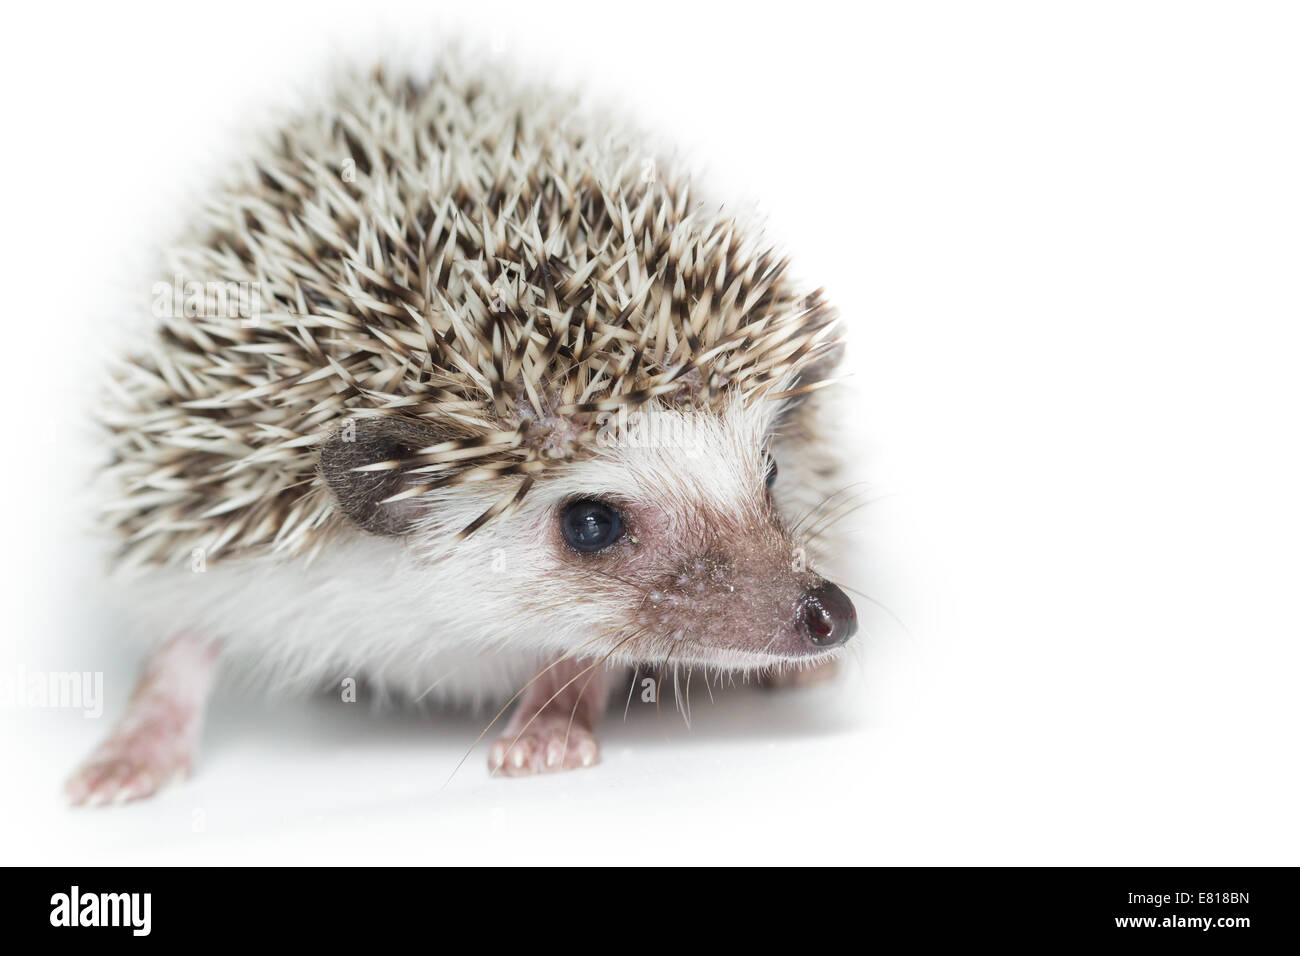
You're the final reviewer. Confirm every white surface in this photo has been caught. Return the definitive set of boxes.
[1,0,1298,864]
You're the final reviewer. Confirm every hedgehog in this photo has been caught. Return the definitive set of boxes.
[67,55,858,805]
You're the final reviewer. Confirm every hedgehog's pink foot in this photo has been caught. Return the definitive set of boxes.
[489,657,611,777]
[66,633,219,807]
[759,658,840,689]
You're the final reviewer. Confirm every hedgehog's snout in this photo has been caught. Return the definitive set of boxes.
[798,581,857,648]
[629,539,856,661]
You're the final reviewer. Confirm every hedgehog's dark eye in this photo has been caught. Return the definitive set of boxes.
[561,499,626,553]
[765,457,778,491]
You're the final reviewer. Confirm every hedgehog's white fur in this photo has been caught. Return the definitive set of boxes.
[98,54,850,703]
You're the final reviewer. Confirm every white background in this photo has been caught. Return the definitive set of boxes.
[1,0,1296,864]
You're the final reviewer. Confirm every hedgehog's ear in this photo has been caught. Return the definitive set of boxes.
[319,417,444,536]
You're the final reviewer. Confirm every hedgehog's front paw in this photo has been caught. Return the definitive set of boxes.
[490,655,611,778]
[66,724,195,807]
[489,715,600,777]
[759,658,840,689]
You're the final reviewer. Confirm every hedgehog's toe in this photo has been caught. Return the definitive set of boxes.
[489,717,600,777]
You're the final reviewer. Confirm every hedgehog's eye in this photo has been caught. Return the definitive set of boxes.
[561,499,626,553]
[765,457,778,491]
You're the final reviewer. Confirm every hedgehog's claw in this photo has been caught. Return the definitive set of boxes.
[488,716,600,776]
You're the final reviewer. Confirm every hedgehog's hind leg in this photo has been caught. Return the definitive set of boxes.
[488,657,612,777]
[66,632,219,807]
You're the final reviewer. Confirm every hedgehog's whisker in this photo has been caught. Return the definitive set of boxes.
[790,480,874,535]
[561,631,645,766]
[800,489,882,544]
[622,664,639,722]
[655,635,685,724]
[837,581,911,641]
[801,493,892,552]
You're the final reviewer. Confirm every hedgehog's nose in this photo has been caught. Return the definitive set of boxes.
[798,582,857,647]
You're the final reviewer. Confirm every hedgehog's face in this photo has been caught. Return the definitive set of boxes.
[321,397,855,670]
[513,400,856,670]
